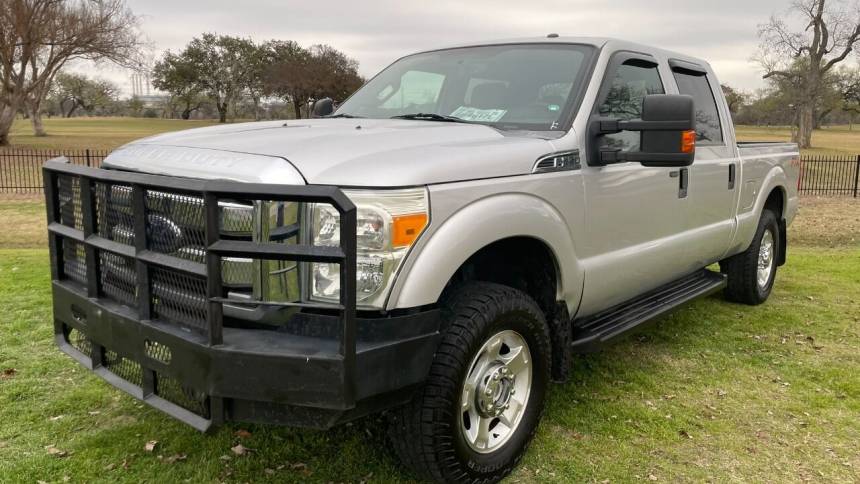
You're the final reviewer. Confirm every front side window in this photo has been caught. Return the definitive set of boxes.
[672,70,723,145]
[598,60,664,152]
[336,44,596,131]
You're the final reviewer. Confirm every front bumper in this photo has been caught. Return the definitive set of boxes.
[54,282,439,430]
[43,160,440,431]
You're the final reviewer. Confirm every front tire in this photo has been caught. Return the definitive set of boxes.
[388,282,552,483]
[721,209,781,305]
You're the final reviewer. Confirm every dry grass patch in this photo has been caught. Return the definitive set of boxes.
[791,197,860,247]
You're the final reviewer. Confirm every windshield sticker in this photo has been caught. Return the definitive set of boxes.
[450,106,507,123]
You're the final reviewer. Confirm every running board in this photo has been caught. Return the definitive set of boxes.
[571,269,726,353]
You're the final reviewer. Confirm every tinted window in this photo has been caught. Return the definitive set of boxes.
[672,70,723,145]
[599,61,664,152]
[336,44,595,131]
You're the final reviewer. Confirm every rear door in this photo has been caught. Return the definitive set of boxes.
[669,61,738,266]
[578,52,691,316]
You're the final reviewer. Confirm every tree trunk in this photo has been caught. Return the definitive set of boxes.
[0,104,17,146]
[252,95,261,121]
[28,98,47,137]
[218,103,227,123]
[292,99,302,119]
[31,109,46,137]
[793,103,814,149]
[65,101,79,118]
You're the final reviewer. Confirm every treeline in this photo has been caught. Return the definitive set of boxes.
[151,34,364,122]
[0,0,364,146]
[722,66,860,129]
[24,34,364,123]
[723,65,860,129]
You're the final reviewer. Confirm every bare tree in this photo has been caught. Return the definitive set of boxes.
[756,0,860,148]
[0,0,141,146]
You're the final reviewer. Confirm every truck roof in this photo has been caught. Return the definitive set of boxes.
[420,36,712,72]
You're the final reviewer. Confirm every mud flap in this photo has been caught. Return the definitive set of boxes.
[549,302,572,383]
[777,218,787,266]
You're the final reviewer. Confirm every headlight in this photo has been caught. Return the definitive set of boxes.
[310,187,429,308]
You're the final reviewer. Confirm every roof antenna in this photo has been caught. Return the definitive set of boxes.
[547,33,559,38]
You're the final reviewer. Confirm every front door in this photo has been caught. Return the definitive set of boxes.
[577,53,691,316]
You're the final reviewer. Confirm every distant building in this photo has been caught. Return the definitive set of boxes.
[129,71,168,110]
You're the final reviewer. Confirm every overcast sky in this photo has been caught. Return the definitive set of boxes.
[80,0,799,95]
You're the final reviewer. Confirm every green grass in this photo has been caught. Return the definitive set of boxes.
[3,117,220,151]
[1,247,858,482]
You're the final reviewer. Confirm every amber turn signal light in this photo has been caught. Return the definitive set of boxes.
[392,213,428,248]
[681,130,696,154]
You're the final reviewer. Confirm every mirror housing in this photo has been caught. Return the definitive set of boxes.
[591,94,696,167]
[311,97,334,118]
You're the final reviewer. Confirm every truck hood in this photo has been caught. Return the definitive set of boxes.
[103,119,557,186]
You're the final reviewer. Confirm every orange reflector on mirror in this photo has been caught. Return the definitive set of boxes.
[392,213,428,248]
[681,130,696,154]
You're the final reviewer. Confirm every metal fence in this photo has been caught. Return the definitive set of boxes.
[0,149,109,193]
[797,155,860,197]
[1,149,859,196]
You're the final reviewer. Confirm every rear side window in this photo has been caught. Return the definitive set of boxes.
[672,70,723,145]
[598,60,665,152]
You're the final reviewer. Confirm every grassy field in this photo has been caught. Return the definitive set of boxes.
[2,117,220,151]
[1,241,858,482]
[736,124,860,156]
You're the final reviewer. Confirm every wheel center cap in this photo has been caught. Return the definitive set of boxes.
[476,364,515,417]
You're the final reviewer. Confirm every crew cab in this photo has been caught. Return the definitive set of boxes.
[43,36,799,483]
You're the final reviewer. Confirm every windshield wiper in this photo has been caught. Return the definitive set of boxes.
[324,113,364,119]
[391,113,472,123]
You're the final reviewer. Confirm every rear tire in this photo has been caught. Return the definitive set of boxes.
[387,282,552,483]
[720,209,781,305]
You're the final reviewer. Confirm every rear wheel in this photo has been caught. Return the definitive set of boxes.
[388,282,551,483]
[721,209,781,305]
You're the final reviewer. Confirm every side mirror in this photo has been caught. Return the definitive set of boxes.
[311,98,334,118]
[591,94,696,167]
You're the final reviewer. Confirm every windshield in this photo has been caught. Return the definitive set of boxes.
[336,44,596,131]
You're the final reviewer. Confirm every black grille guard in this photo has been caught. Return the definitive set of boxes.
[42,158,368,430]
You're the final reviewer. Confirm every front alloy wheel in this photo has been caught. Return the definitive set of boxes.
[460,330,532,454]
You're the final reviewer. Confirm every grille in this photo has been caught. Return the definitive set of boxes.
[99,251,138,307]
[57,175,83,230]
[151,266,207,333]
[95,183,135,244]
[104,349,143,387]
[62,238,87,285]
[155,372,210,417]
[66,326,92,357]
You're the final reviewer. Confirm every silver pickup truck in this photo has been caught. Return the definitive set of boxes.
[44,36,799,483]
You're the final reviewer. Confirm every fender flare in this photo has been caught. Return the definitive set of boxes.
[386,193,583,314]
[734,166,790,254]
